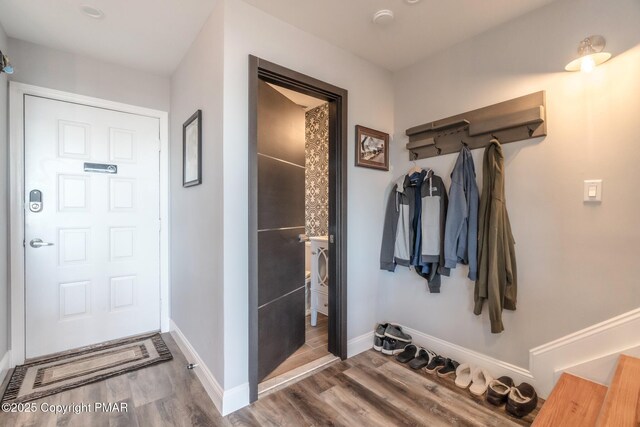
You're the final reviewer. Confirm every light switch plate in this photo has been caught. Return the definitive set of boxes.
[584,179,602,202]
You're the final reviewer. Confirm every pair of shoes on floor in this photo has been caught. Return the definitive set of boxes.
[424,355,459,378]
[455,364,495,396]
[394,345,437,369]
[486,377,538,418]
[373,323,412,355]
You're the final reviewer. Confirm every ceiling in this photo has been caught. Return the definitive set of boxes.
[268,83,327,111]
[241,0,557,71]
[0,0,557,76]
[0,0,217,76]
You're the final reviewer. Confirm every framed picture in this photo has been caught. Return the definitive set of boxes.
[355,125,389,171]
[183,110,202,187]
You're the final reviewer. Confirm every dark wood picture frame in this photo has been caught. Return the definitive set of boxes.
[183,110,202,187]
[355,125,389,171]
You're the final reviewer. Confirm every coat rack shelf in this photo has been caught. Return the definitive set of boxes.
[406,91,547,160]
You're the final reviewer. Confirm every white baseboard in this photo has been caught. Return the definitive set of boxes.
[401,326,536,392]
[529,307,640,397]
[169,320,249,416]
[347,331,374,358]
[170,320,224,414]
[0,351,11,383]
[222,382,251,415]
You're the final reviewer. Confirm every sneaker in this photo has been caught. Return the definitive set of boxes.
[383,325,412,343]
[425,355,446,374]
[375,322,400,338]
[373,335,385,352]
[382,338,411,356]
[436,358,459,378]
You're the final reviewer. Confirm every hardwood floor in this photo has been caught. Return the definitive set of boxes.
[1,330,542,426]
[0,333,226,427]
[262,313,329,382]
[233,349,542,427]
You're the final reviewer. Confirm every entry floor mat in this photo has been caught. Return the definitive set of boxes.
[1,333,172,404]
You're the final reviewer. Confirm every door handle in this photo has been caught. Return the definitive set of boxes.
[30,238,54,248]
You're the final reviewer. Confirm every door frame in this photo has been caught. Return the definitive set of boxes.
[248,56,348,402]
[8,82,171,366]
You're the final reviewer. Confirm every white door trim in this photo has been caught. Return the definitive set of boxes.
[9,82,170,366]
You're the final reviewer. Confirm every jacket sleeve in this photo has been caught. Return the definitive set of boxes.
[437,178,450,277]
[444,173,467,269]
[380,185,399,271]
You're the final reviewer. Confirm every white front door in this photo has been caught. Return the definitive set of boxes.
[24,95,161,359]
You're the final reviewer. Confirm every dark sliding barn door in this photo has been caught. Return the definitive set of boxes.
[257,80,306,381]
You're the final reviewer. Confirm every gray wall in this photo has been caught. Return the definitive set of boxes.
[169,1,226,385]
[0,22,9,362]
[7,38,170,111]
[388,0,640,368]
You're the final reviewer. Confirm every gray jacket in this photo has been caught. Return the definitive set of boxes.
[444,146,479,280]
[380,169,449,292]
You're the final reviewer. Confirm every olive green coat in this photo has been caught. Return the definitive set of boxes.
[474,140,517,333]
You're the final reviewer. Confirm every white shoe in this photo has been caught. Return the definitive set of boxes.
[469,368,494,396]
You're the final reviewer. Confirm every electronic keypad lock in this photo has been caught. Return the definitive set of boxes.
[29,189,43,212]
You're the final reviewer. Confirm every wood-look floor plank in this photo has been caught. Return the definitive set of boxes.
[281,381,345,426]
[248,390,310,427]
[343,365,469,427]
[321,384,410,427]
[109,398,139,427]
[330,372,424,426]
[377,360,520,427]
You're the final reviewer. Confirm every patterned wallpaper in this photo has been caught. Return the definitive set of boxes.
[305,103,329,237]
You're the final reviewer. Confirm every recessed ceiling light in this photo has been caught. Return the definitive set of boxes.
[80,5,105,19]
[372,9,394,25]
[405,0,421,4]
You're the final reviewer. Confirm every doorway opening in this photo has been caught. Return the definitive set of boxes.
[248,56,348,402]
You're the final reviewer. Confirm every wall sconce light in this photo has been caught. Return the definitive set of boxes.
[0,50,13,74]
[565,35,611,72]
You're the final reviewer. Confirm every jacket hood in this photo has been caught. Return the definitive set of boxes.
[396,168,433,194]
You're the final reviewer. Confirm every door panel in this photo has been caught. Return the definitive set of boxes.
[24,95,160,358]
[257,81,306,381]
[257,155,305,230]
[258,227,306,307]
[258,288,305,381]
[258,82,306,166]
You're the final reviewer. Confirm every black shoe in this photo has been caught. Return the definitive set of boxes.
[382,338,411,356]
[436,358,459,378]
[506,383,538,418]
[383,324,412,343]
[408,348,436,370]
[425,355,446,374]
[373,335,385,352]
[395,344,418,363]
[487,376,514,406]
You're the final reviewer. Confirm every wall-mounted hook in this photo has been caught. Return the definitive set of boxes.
[527,126,534,137]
